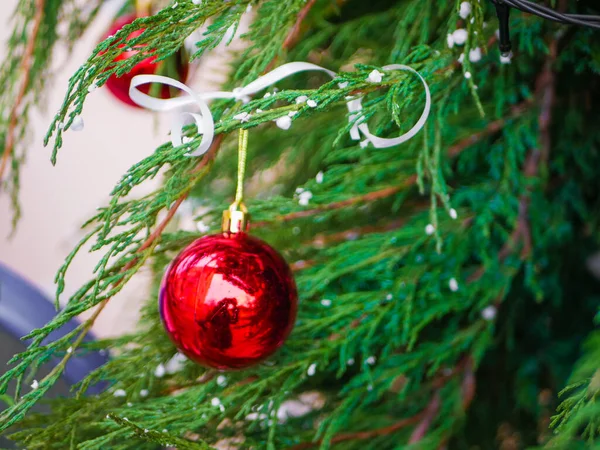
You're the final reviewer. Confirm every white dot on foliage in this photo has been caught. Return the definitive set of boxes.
[31,380,39,390]
[67,346,73,354]
[452,28,468,46]
[298,191,313,206]
[360,140,369,149]
[481,305,497,321]
[367,70,384,83]
[295,95,308,104]
[166,352,187,374]
[71,116,84,131]
[338,81,349,88]
[500,53,512,64]
[464,71,472,79]
[469,47,482,62]
[113,389,126,397]
[288,111,298,117]
[263,92,272,98]
[450,208,458,219]
[316,171,324,184]
[192,0,202,4]
[140,389,149,397]
[217,375,228,387]
[233,112,251,123]
[307,99,318,108]
[321,299,332,307]
[87,83,98,93]
[307,363,317,376]
[154,364,166,378]
[446,34,455,48]
[211,397,221,407]
[425,224,435,235]
[347,358,355,366]
[366,356,376,365]
[449,278,459,292]
[459,1,472,19]
[144,429,149,433]
[458,53,465,64]
[276,116,292,130]
[386,293,393,301]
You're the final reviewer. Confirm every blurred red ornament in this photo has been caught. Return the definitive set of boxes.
[159,233,298,370]
[103,14,189,107]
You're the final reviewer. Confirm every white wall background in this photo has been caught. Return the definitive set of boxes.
[0,0,243,337]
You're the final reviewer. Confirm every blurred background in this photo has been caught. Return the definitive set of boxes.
[0,0,244,338]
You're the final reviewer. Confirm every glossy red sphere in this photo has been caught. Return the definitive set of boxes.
[159,233,298,370]
[103,15,189,107]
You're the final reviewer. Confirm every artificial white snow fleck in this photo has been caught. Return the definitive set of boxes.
[452,28,468,46]
[307,99,318,108]
[162,429,168,433]
[67,346,73,354]
[211,397,221,407]
[425,224,435,235]
[347,358,355,366]
[31,380,39,390]
[470,17,475,24]
[154,363,166,378]
[196,221,210,233]
[481,305,497,321]
[71,116,84,131]
[500,54,512,64]
[256,108,263,113]
[288,111,299,117]
[123,417,129,421]
[144,429,149,433]
[458,53,465,64]
[469,47,482,63]
[449,278,459,292]
[338,81,349,88]
[57,122,64,130]
[263,92,272,98]
[321,299,332,307]
[386,293,393,301]
[127,402,133,407]
[464,71,472,79]
[307,363,317,376]
[447,34,455,48]
[298,191,313,206]
[367,69,384,83]
[182,136,193,144]
[87,83,98,93]
[450,208,458,219]
[295,95,308,104]
[171,2,178,8]
[140,389,149,397]
[316,171,324,184]
[276,116,292,130]
[295,187,305,194]
[360,140,369,149]
[217,375,228,387]
[367,384,373,391]
[233,112,251,123]
[113,389,126,397]
[459,1,472,18]
[366,356,376,365]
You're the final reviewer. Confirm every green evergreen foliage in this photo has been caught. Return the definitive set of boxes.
[1,0,600,448]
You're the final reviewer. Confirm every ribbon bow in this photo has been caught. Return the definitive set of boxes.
[129,61,431,156]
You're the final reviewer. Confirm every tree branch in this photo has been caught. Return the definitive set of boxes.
[0,0,46,188]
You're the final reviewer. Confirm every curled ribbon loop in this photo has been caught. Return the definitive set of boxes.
[129,62,431,156]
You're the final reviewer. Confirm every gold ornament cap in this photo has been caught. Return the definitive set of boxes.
[222,202,249,233]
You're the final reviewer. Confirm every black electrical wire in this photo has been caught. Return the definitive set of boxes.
[503,0,600,29]
[491,0,600,56]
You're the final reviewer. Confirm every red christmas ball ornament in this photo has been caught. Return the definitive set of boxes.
[103,14,189,107]
[159,207,297,370]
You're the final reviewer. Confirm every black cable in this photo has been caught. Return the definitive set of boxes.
[504,0,600,29]
[490,0,600,56]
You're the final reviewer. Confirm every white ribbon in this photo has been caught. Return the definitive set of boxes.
[129,61,431,157]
